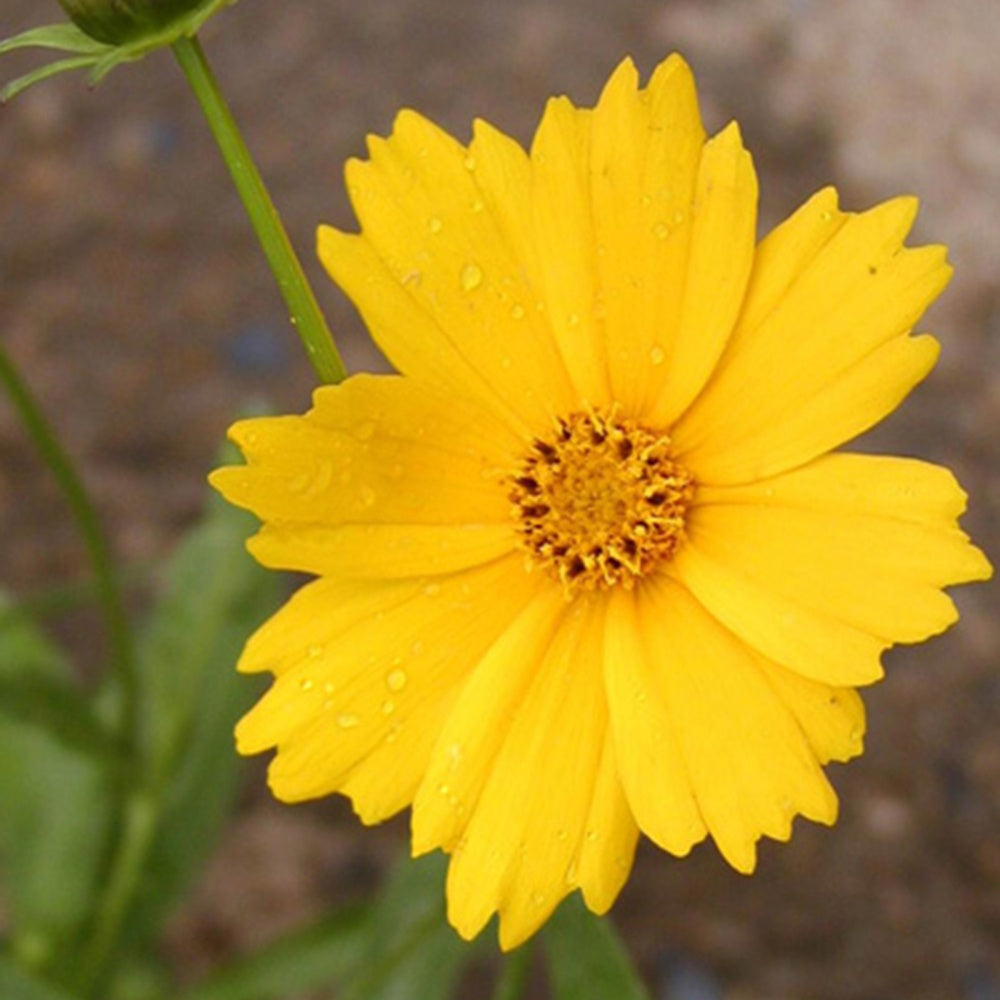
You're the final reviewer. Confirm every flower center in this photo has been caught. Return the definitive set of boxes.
[508,409,695,594]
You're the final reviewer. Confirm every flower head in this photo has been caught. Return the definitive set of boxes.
[211,55,991,949]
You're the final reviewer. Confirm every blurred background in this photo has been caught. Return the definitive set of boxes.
[1,0,998,997]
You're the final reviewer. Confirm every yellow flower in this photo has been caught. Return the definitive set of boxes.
[211,54,991,949]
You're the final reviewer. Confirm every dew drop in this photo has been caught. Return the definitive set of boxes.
[423,582,441,597]
[428,216,443,234]
[447,742,465,766]
[568,312,581,327]
[500,356,513,369]
[461,262,483,291]
[672,209,685,224]
[438,783,450,796]
[649,344,666,366]
[653,221,669,240]
[471,198,484,214]
[820,210,833,222]
[354,421,376,441]
[464,154,477,171]
[299,677,315,692]
[359,486,376,508]
[323,681,335,695]
[307,644,324,659]
[381,699,395,715]
[411,639,425,656]
[564,862,578,886]
[585,829,598,842]
[556,828,568,842]
[386,669,408,692]
[510,303,526,320]
[337,713,360,729]
[385,724,401,744]
[531,892,546,907]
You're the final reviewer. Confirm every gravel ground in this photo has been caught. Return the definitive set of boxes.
[1,1,998,998]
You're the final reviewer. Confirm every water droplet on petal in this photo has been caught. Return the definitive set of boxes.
[354,421,376,441]
[423,582,441,597]
[672,209,685,224]
[510,303,526,320]
[307,644,324,659]
[464,155,477,171]
[649,344,666,366]
[428,216,443,234]
[299,677,314,692]
[359,486,376,508]
[411,640,424,656]
[585,829,598,842]
[381,699,395,715]
[387,669,408,692]
[653,221,669,240]
[323,681,335,695]
[438,783,450,796]
[471,198,484,213]
[447,742,465,766]
[461,262,483,291]
[820,210,833,223]
[500,356,512,369]
[531,892,546,907]
[568,313,581,327]
[337,713,360,729]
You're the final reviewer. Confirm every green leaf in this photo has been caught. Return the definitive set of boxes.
[175,905,371,1000]
[0,955,77,1000]
[0,671,116,757]
[340,852,476,1000]
[543,896,651,1000]
[121,481,282,942]
[0,606,114,974]
[0,54,101,103]
[0,23,109,55]
[491,944,533,1000]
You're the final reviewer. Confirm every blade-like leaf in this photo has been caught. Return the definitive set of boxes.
[0,955,77,1000]
[544,896,651,1000]
[0,55,99,103]
[0,671,115,757]
[0,23,109,55]
[340,851,475,1000]
[121,478,282,942]
[175,905,370,1000]
[0,605,113,973]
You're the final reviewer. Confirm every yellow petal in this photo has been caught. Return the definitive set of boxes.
[236,556,542,811]
[589,56,706,414]
[318,111,578,435]
[758,659,865,765]
[669,540,888,687]
[417,594,609,948]
[640,577,838,872]
[646,121,758,427]
[687,455,991,646]
[247,522,515,579]
[410,587,569,858]
[575,730,640,916]
[675,192,952,482]
[603,586,707,856]
[529,95,608,404]
[210,373,519,578]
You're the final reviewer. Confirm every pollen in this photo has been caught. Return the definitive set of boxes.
[508,409,695,593]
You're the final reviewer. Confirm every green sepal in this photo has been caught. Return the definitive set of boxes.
[0,0,240,102]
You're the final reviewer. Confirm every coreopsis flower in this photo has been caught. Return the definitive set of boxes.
[211,54,991,948]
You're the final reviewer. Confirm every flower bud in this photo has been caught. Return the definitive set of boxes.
[56,0,211,45]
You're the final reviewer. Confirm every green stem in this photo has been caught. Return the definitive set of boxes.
[492,942,534,1000]
[73,791,159,998]
[171,33,346,385]
[0,341,137,751]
